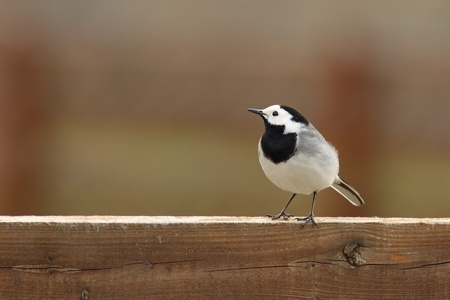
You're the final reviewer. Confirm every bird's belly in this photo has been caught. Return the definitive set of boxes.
[259,153,338,195]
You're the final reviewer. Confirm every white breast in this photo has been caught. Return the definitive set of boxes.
[257,139,339,195]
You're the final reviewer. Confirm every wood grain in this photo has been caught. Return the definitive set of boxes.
[0,216,448,299]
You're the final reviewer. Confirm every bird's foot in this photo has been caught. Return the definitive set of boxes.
[266,211,294,220]
[294,214,318,227]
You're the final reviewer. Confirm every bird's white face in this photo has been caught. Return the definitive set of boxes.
[260,105,303,134]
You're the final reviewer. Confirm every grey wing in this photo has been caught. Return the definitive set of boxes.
[298,125,339,169]
[297,125,330,156]
[331,176,365,206]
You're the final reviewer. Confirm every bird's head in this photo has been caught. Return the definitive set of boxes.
[247,105,309,133]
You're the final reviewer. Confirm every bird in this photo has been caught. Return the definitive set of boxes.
[247,104,364,226]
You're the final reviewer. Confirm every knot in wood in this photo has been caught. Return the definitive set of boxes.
[81,288,89,300]
[343,242,366,267]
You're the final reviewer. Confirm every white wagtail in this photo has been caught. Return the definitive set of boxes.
[248,104,364,226]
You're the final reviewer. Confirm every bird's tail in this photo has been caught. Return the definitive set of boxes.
[331,176,365,206]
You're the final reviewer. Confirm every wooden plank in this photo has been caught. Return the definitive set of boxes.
[0,216,448,299]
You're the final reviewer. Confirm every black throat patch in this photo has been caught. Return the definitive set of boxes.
[261,124,297,164]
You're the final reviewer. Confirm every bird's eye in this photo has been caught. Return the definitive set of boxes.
[272,111,278,116]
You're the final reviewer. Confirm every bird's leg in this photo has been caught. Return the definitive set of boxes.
[266,193,297,220]
[294,191,318,226]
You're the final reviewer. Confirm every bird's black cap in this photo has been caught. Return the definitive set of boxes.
[280,105,309,125]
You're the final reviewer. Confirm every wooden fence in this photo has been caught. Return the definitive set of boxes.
[0,216,448,299]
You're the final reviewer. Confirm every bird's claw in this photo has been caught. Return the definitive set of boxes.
[266,212,294,220]
[294,214,318,227]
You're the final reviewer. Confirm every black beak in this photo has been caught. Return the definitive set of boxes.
[247,108,265,116]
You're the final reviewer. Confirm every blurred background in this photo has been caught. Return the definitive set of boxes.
[0,1,449,217]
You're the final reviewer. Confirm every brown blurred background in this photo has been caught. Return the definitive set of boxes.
[0,1,449,217]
